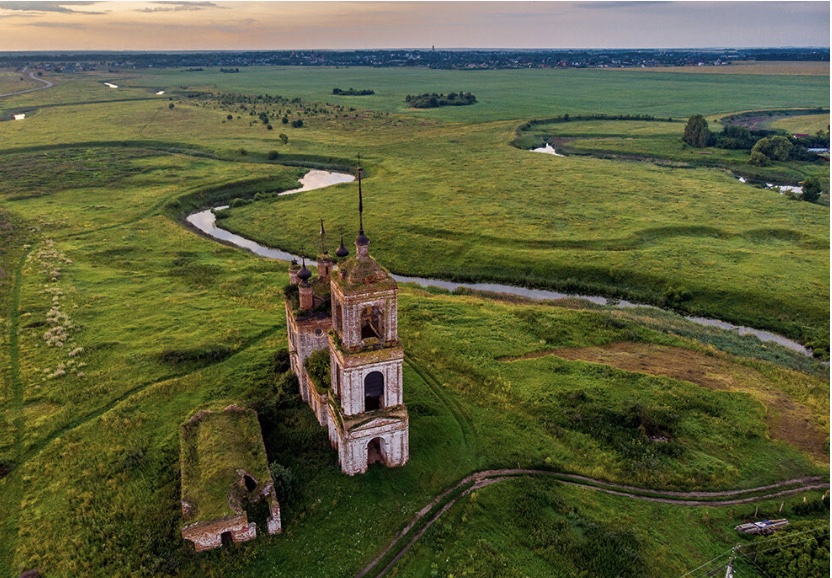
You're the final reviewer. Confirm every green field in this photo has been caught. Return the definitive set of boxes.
[0,64,829,577]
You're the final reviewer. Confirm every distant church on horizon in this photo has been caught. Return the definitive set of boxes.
[284,164,409,475]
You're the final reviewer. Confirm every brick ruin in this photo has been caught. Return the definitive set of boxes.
[179,405,281,552]
[286,167,409,475]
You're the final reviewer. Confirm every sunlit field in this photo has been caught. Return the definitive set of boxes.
[0,62,828,577]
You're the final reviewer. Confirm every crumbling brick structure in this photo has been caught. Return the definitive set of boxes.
[285,169,409,475]
[179,405,281,552]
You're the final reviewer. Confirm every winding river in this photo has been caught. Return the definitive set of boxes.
[187,170,815,358]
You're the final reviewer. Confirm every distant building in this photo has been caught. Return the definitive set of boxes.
[285,165,409,475]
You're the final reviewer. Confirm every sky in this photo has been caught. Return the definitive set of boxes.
[0,1,828,52]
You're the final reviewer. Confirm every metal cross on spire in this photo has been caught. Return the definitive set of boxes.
[355,154,370,248]
[319,217,328,255]
[357,154,364,235]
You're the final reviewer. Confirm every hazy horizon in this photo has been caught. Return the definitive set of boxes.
[0,1,828,52]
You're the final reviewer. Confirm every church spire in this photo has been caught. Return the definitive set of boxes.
[319,218,328,256]
[355,156,370,258]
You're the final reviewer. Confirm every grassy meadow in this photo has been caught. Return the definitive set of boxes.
[0,63,829,577]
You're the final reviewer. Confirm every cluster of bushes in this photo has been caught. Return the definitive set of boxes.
[684,114,829,158]
[744,522,829,578]
[405,92,477,108]
[683,115,829,202]
[304,349,332,393]
[332,87,374,96]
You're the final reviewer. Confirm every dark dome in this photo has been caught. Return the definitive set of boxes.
[297,263,312,282]
[290,258,300,269]
[356,231,370,246]
[336,239,349,258]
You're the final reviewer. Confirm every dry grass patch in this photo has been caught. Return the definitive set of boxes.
[504,342,829,463]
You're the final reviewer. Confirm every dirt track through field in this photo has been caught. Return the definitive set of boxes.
[0,71,54,99]
[356,470,829,578]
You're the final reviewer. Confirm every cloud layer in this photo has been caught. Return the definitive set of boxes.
[0,1,828,51]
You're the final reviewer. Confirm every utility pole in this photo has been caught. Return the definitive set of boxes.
[724,545,739,578]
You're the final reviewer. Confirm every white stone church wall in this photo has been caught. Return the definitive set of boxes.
[340,359,403,416]
[338,423,409,475]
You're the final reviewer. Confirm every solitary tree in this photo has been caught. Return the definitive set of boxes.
[751,136,792,162]
[802,176,823,203]
[279,133,289,145]
[683,115,711,147]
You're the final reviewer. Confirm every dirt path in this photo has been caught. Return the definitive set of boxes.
[356,469,829,578]
[0,71,54,99]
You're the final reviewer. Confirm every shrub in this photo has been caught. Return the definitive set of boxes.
[748,150,770,166]
[272,349,291,374]
[269,462,296,503]
[751,135,792,162]
[802,175,824,203]
[682,115,711,147]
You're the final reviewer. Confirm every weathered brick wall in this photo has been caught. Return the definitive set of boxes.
[337,420,409,475]
[181,515,256,552]
[307,385,329,427]
[285,304,330,403]
[337,358,403,416]
[331,286,398,349]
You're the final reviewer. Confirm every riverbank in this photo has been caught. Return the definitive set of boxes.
[187,170,820,361]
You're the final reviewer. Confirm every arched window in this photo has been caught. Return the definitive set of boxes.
[364,371,384,411]
[361,305,382,340]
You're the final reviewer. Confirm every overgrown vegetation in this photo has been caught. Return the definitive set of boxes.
[332,87,374,96]
[405,91,477,108]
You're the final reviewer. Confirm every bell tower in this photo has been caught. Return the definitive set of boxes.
[326,161,409,475]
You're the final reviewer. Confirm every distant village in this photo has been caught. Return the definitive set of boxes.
[1,47,828,72]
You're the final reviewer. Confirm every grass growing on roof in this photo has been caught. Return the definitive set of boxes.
[180,404,271,524]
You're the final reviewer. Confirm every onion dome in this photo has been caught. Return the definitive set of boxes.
[336,235,349,258]
[356,230,370,246]
[290,258,300,270]
[297,258,312,282]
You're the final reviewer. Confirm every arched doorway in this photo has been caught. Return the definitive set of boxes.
[364,371,384,411]
[367,437,384,465]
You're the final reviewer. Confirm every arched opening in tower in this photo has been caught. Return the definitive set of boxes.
[361,305,381,340]
[243,474,257,492]
[367,437,383,465]
[364,371,384,411]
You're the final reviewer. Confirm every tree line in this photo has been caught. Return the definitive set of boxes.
[332,87,374,96]
[405,92,477,108]
[683,114,829,202]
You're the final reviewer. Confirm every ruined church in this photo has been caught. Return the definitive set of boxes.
[284,165,409,475]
